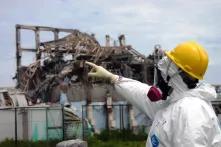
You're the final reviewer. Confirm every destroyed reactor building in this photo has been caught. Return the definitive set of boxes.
[14,24,161,130]
[15,24,158,103]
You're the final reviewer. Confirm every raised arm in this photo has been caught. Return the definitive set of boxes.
[86,61,163,120]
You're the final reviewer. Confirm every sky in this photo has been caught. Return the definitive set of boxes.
[0,0,221,86]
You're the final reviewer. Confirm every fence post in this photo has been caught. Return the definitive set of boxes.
[122,105,124,130]
[82,105,84,140]
[15,108,18,147]
[62,106,65,141]
[127,105,130,129]
[46,107,48,146]
[119,105,122,130]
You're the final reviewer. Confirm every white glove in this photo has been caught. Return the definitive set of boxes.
[85,61,118,83]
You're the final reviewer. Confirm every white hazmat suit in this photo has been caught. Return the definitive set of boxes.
[113,57,221,147]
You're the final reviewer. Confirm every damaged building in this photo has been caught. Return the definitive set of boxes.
[14,24,162,131]
[15,25,157,103]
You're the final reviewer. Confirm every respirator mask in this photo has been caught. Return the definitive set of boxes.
[147,68,173,102]
[147,57,174,102]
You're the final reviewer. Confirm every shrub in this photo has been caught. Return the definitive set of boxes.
[88,129,147,147]
[0,139,59,147]
[94,129,147,141]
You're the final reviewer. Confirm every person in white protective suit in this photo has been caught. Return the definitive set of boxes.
[86,41,221,147]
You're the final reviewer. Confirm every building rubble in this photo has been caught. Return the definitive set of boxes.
[15,26,157,104]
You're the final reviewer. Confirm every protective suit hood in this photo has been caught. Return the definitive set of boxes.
[185,82,217,101]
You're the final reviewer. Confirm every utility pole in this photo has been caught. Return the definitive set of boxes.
[153,44,162,85]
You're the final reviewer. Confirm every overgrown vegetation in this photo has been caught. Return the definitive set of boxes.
[88,129,147,147]
[88,139,146,147]
[0,139,59,147]
[0,130,147,147]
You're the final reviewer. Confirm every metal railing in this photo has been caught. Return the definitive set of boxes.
[81,104,139,140]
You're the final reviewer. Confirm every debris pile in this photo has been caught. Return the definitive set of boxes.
[15,25,156,104]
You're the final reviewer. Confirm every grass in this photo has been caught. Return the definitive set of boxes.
[0,129,147,147]
[0,139,59,147]
[88,137,146,147]
[88,129,147,147]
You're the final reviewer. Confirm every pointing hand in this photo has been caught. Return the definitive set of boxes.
[85,61,118,83]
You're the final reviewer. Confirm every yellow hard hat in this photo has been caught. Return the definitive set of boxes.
[165,41,209,80]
